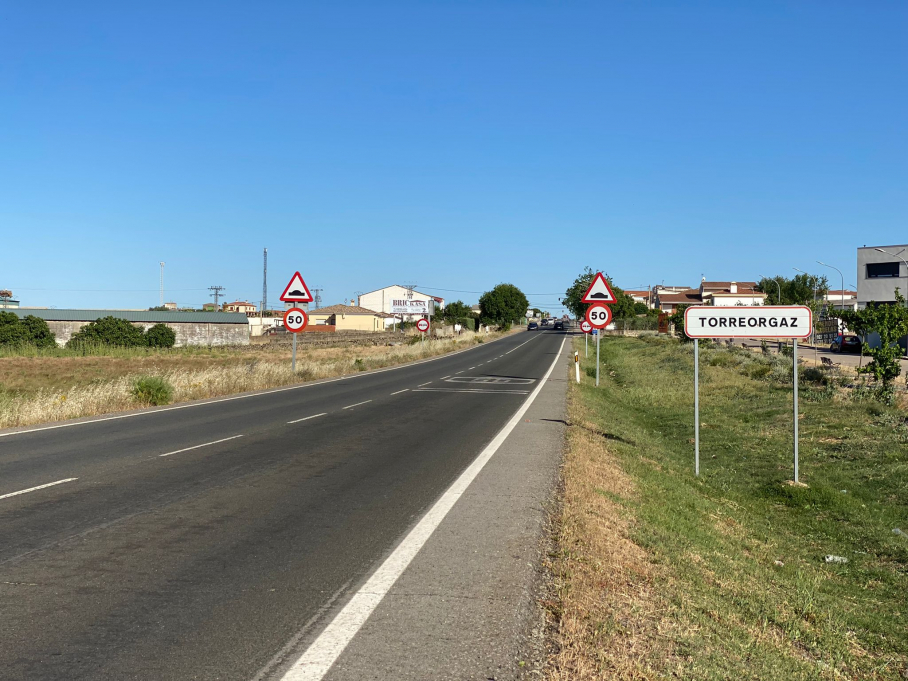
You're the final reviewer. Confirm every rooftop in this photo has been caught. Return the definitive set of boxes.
[309,304,386,316]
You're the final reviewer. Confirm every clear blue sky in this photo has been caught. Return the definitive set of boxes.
[2,1,905,314]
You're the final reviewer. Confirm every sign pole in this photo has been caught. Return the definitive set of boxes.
[793,338,799,483]
[292,332,297,373]
[694,338,700,476]
[595,332,600,386]
[585,332,588,357]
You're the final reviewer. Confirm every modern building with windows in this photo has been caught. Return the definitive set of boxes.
[857,244,908,308]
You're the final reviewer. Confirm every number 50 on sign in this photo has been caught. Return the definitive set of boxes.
[585,303,612,329]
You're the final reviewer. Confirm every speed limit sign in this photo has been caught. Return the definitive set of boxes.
[283,307,309,333]
[416,318,430,333]
[585,303,612,330]
[579,319,593,334]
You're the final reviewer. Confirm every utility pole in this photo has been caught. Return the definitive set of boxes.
[261,248,268,318]
[159,262,165,306]
[209,285,225,311]
[312,288,323,310]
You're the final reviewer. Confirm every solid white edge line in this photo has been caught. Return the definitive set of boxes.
[0,477,78,501]
[275,335,567,681]
[413,388,529,395]
[288,413,328,424]
[342,400,372,410]
[390,389,409,396]
[0,332,524,440]
[159,434,244,457]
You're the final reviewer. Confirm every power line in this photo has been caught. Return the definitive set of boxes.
[209,285,226,310]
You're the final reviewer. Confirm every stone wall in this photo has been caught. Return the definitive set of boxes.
[46,320,249,347]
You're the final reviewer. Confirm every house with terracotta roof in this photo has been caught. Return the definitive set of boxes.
[653,280,768,312]
[307,304,391,332]
[623,290,651,306]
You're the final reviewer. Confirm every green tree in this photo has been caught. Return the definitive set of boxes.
[0,311,26,345]
[19,315,57,348]
[67,316,147,348]
[758,274,829,305]
[440,300,475,321]
[144,323,177,348]
[479,284,529,324]
[836,291,908,396]
[0,312,57,347]
[667,305,693,342]
[563,267,637,320]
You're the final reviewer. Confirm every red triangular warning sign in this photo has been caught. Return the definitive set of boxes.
[280,271,313,303]
[581,272,617,304]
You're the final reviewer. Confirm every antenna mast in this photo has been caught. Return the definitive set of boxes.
[209,285,225,311]
[261,248,268,318]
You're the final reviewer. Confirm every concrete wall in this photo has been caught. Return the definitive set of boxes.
[46,320,249,347]
[857,245,908,307]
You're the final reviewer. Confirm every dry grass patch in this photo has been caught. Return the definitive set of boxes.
[547,393,672,680]
[0,333,504,429]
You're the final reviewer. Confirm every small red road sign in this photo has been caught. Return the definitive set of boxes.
[581,272,617,304]
[585,303,612,329]
[280,272,313,303]
[416,318,430,333]
[580,319,593,334]
[283,307,309,333]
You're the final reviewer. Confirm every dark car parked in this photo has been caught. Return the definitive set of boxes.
[527,322,539,330]
[830,334,862,353]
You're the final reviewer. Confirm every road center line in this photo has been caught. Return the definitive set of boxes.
[417,382,432,387]
[0,478,78,501]
[342,400,372,410]
[288,413,328,424]
[275,335,567,681]
[390,389,409,396]
[439,376,450,380]
[159,434,244,457]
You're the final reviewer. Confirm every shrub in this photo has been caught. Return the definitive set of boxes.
[0,312,57,348]
[68,316,147,348]
[354,358,366,370]
[132,376,173,405]
[144,323,176,348]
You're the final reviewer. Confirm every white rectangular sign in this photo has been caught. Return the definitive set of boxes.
[684,306,812,339]
[391,299,431,315]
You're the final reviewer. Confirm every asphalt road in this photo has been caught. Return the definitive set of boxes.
[0,329,566,681]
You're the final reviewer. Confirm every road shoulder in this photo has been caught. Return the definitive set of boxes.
[319,337,571,680]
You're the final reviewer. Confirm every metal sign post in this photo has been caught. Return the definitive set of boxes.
[684,305,811,481]
[585,332,588,357]
[693,339,700,476]
[283,307,309,373]
[292,333,297,373]
[596,331,600,386]
[793,338,799,483]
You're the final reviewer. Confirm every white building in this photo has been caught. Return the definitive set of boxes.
[358,285,445,326]
[857,245,908,308]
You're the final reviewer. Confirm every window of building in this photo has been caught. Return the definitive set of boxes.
[867,262,900,278]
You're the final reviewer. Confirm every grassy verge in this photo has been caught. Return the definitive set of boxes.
[0,332,506,429]
[547,335,908,680]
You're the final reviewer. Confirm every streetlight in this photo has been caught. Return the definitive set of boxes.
[794,268,818,351]
[759,274,781,304]
[817,262,845,337]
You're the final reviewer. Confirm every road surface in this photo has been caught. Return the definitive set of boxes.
[0,329,568,680]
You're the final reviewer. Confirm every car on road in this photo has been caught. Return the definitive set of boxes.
[553,320,564,330]
[830,334,862,353]
[527,321,538,330]
[540,319,549,327]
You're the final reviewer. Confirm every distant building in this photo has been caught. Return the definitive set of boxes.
[307,304,392,332]
[623,289,651,307]
[163,301,178,311]
[223,301,257,315]
[4,309,249,347]
[857,245,908,309]
[358,285,444,324]
[653,281,767,312]
[821,290,857,311]
[0,289,20,309]
[202,303,220,311]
